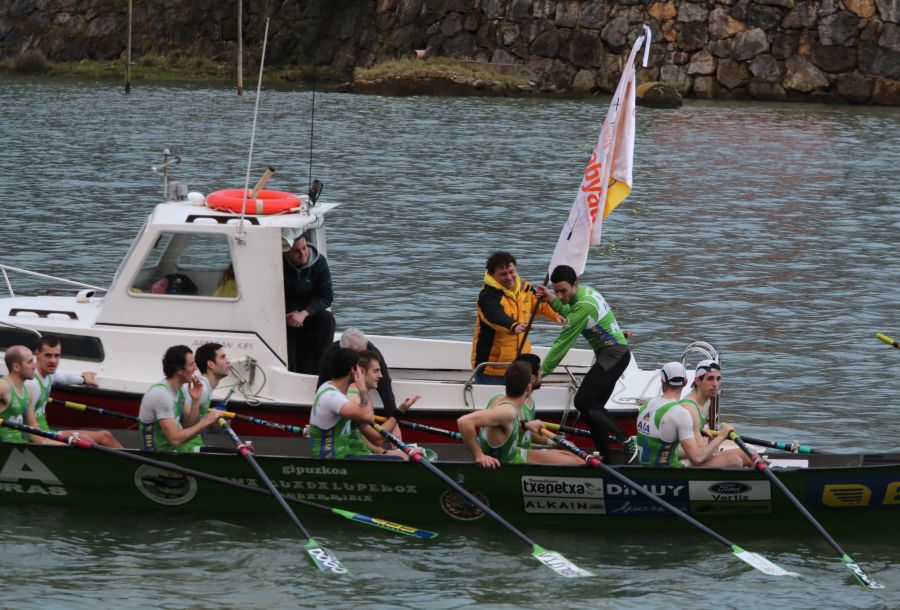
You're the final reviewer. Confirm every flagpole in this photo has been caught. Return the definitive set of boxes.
[516,25,651,358]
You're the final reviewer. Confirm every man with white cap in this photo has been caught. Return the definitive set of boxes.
[635,362,744,468]
[683,359,721,439]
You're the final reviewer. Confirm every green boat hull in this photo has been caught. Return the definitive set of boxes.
[2,443,898,535]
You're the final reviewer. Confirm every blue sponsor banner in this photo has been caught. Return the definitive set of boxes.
[806,472,900,510]
[602,478,689,516]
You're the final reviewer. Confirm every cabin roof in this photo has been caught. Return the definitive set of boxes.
[148,200,342,230]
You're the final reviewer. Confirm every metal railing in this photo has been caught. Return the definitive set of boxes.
[0,264,107,299]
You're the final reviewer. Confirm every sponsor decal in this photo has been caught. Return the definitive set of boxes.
[440,488,487,521]
[603,479,688,516]
[689,480,771,502]
[807,475,900,509]
[134,464,198,506]
[688,480,772,516]
[821,484,871,507]
[0,448,67,496]
[521,475,605,515]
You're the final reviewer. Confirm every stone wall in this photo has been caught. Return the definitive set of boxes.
[1,0,898,104]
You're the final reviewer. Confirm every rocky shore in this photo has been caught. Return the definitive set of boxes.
[1,0,898,105]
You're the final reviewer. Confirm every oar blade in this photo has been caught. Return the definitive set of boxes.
[532,545,593,578]
[331,508,439,540]
[731,545,798,577]
[304,539,350,575]
[842,554,884,589]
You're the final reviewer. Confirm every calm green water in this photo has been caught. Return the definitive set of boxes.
[0,76,899,608]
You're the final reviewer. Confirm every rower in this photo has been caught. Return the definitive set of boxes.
[0,346,41,444]
[348,350,418,459]
[458,361,581,468]
[178,342,232,452]
[636,362,745,468]
[308,348,410,459]
[23,335,122,448]
[497,353,582,465]
[681,359,751,466]
[138,345,222,452]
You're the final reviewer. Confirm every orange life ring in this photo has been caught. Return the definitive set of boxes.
[206,189,300,215]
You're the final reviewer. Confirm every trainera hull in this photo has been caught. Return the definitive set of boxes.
[2,442,897,535]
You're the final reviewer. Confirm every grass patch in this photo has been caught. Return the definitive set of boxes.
[0,53,346,85]
[355,57,534,88]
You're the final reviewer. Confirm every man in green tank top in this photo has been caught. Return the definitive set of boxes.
[636,362,743,468]
[681,360,750,467]
[458,361,580,467]
[23,335,122,448]
[0,346,41,444]
[308,348,407,459]
[138,345,223,452]
[178,342,232,453]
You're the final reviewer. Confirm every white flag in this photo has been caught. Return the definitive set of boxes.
[547,31,649,277]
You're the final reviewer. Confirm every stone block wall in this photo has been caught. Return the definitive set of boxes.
[1,0,898,104]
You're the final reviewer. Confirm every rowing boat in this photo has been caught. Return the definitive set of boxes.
[2,433,896,535]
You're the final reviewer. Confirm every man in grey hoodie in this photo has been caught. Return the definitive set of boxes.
[283,233,336,375]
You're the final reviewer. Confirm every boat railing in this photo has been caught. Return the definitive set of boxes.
[463,360,581,415]
[0,264,107,299]
[679,340,719,368]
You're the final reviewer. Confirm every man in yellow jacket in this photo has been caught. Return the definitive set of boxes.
[471,252,562,384]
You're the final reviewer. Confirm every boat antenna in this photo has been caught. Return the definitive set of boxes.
[307,61,316,192]
[237,17,271,243]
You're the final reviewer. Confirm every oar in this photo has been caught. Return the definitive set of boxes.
[216,417,347,575]
[52,398,306,435]
[705,428,820,455]
[0,418,437,540]
[372,423,592,578]
[729,430,883,589]
[875,332,899,349]
[373,415,462,441]
[538,428,799,578]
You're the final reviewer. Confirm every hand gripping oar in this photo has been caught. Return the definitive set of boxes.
[216,417,347,575]
[538,428,798,578]
[704,428,820,455]
[875,332,900,349]
[372,423,592,578]
[373,415,462,441]
[52,399,306,436]
[542,421,617,443]
[729,431,883,589]
[0,418,437,541]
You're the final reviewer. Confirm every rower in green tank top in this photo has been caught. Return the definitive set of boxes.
[22,335,122,448]
[308,349,412,459]
[508,353,584,465]
[0,345,40,444]
[636,362,747,468]
[180,342,233,453]
[459,361,582,468]
[138,345,223,452]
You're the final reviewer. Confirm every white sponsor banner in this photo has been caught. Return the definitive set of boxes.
[521,476,606,514]
[689,480,771,502]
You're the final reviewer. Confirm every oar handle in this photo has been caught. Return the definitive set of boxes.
[875,332,900,349]
[53,399,140,422]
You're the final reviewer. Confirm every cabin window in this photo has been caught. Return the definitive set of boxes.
[130,232,238,299]
[0,330,105,362]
